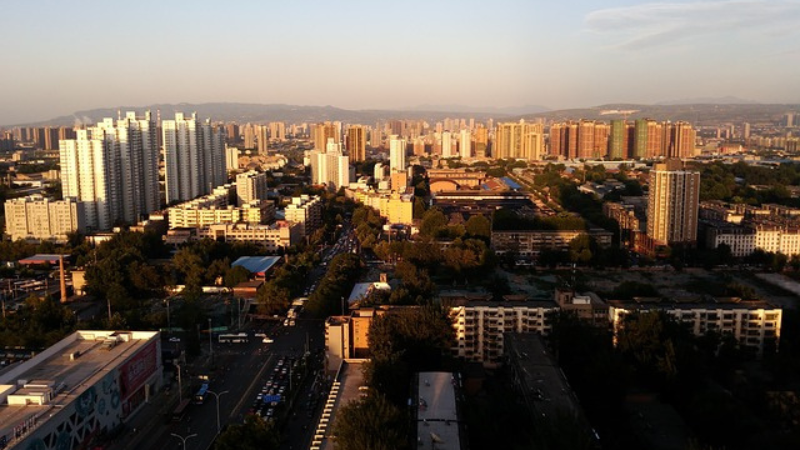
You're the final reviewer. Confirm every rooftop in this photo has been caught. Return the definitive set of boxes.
[231,255,282,275]
[0,331,158,441]
[347,282,391,307]
[318,361,365,450]
[504,333,587,421]
[607,296,779,311]
[416,372,461,450]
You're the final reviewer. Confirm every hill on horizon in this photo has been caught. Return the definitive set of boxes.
[7,101,800,128]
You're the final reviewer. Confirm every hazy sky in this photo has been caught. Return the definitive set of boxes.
[2,0,799,125]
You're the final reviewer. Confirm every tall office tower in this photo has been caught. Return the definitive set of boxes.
[593,123,609,158]
[58,126,76,142]
[269,122,286,142]
[459,129,472,158]
[668,121,696,158]
[313,122,339,151]
[226,145,239,172]
[435,122,444,134]
[550,121,579,159]
[469,118,475,130]
[494,121,544,160]
[647,159,700,246]
[577,120,596,159]
[236,170,268,206]
[389,136,407,171]
[784,113,795,128]
[608,120,628,159]
[243,124,256,149]
[646,120,663,158]
[163,112,226,204]
[311,139,350,190]
[441,132,454,158]
[743,122,751,140]
[633,119,649,159]
[413,138,426,156]
[44,127,59,150]
[226,123,240,144]
[346,125,367,162]
[60,130,115,230]
[371,126,382,148]
[473,126,488,158]
[257,124,269,154]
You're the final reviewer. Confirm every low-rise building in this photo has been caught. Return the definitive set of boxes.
[346,188,414,225]
[608,297,782,357]
[448,298,558,367]
[168,200,274,229]
[491,228,613,259]
[4,195,86,242]
[283,195,323,237]
[198,221,300,250]
[0,331,162,450]
[699,219,756,257]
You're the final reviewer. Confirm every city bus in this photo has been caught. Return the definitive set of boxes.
[172,399,190,422]
[194,383,209,404]
[218,333,248,344]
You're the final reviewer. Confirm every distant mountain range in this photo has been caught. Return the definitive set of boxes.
[406,104,551,115]
[518,103,800,125]
[10,101,800,128]
[655,96,760,106]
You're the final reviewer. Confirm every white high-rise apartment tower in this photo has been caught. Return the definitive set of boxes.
[60,129,115,230]
[311,139,350,190]
[163,112,226,204]
[60,111,159,230]
[459,129,471,158]
[389,135,406,172]
[441,132,453,158]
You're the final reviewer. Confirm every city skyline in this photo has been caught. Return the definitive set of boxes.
[2,0,799,126]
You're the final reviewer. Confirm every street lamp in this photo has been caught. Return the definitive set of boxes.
[171,432,197,450]
[207,389,229,435]
[175,362,183,403]
[166,297,171,336]
[208,318,213,361]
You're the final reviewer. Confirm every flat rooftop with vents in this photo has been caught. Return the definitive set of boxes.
[0,330,161,450]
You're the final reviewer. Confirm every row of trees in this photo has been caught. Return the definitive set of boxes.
[305,253,363,318]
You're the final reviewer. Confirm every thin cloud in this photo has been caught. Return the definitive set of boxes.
[585,1,800,50]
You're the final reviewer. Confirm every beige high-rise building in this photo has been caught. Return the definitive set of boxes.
[269,122,286,142]
[346,125,367,162]
[313,122,339,151]
[257,124,269,154]
[494,121,544,160]
[4,195,86,242]
[243,124,256,149]
[647,159,700,246]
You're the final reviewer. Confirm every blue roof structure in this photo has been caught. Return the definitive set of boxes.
[501,177,522,190]
[232,256,282,276]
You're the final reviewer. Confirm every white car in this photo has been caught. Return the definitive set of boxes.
[262,337,274,344]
